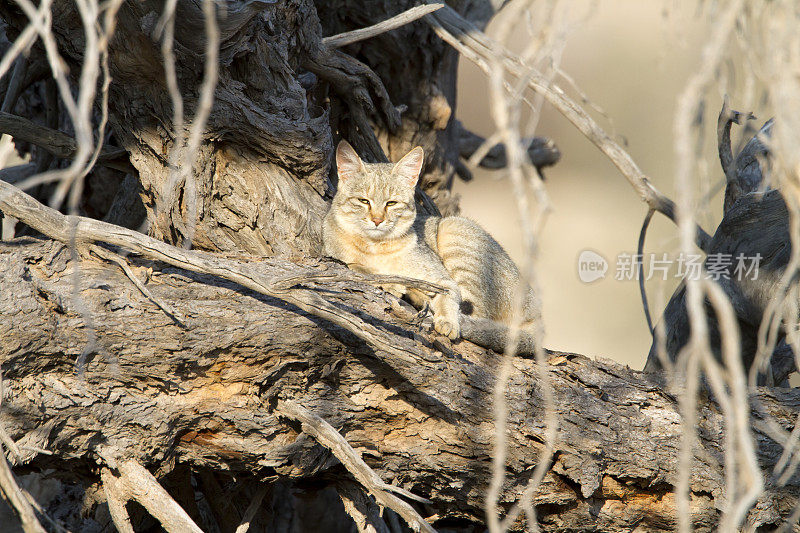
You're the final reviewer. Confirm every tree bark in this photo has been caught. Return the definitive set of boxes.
[1,238,798,531]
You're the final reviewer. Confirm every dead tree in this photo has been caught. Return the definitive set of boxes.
[0,1,798,532]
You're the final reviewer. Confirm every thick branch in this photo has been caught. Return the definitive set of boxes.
[456,120,560,171]
[0,112,133,173]
[1,237,799,530]
[0,180,445,390]
[102,459,204,533]
[101,468,135,533]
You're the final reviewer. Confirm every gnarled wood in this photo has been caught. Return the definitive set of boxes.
[1,238,799,531]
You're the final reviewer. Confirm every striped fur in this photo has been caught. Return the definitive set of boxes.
[323,140,537,340]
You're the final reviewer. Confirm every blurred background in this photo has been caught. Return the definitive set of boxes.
[453,1,746,368]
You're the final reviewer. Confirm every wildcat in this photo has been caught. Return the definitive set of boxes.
[323,140,537,340]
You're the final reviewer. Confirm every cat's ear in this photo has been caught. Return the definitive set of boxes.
[336,140,365,182]
[392,146,424,187]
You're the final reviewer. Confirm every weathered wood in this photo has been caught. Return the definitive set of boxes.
[0,0,341,255]
[322,4,445,49]
[0,112,133,173]
[104,459,205,533]
[277,400,435,533]
[0,444,46,533]
[335,481,391,533]
[1,238,799,531]
[645,117,795,384]
[101,468,136,533]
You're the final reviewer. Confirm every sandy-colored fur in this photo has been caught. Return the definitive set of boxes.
[323,141,537,340]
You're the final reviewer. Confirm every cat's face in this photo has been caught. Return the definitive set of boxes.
[331,141,423,240]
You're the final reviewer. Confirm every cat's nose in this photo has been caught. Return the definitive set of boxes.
[371,216,384,226]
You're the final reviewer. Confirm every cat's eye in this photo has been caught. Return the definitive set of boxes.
[385,201,398,207]
[357,198,370,205]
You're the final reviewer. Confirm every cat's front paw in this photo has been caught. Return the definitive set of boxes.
[434,315,460,340]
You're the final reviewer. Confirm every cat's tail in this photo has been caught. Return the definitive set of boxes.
[459,316,537,358]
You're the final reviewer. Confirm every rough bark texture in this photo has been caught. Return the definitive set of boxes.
[315,0,465,215]
[0,1,509,255]
[1,238,799,532]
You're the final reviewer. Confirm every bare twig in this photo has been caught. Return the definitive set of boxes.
[425,4,712,252]
[89,244,187,327]
[0,424,22,463]
[702,280,762,529]
[0,443,46,533]
[154,0,220,247]
[337,481,392,533]
[154,0,184,238]
[12,0,104,211]
[276,400,436,533]
[638,208,656,334]
[472,3,561,531]
[323,4,444,48]
[456,121,560,171]
[59,0,124,214]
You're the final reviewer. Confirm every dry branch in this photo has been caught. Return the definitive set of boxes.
[277,400,435,533]
[0,112,133,174]
[337,481,392,533]
[425,4,712,252]
[102,459,204,533]
[89,244,186,326]
[323,4,444,48]
[233,484,268,533]
[455,120,560,172]
[101,468,135,533]
[0,444,46,533]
